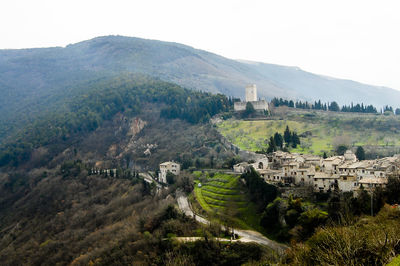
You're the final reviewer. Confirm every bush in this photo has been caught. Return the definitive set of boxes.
[286,205,400,265]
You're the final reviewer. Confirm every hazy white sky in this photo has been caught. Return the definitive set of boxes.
[1,0,400,90]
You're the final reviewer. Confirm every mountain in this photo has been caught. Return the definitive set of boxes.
[1,35,399,142]
[0,76,271,265]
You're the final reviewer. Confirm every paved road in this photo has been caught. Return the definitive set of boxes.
[176,191,288,254]
[140,172,163,189]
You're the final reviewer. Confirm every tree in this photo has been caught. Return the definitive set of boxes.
[284,126,291,144]
[166,171,176,184]
[274,132,284,148]
[291,132,300,148]
[385,177,400,204]
[300,140,311,151]
[323,152,327,159]
[243,102,255,117]
[336,145,348,155]
[329,101,340,112]
[260,198,283,229]
[297,208,328,239]
[266,136,277,153]
[241,167,278,211]
[355,146,365,160]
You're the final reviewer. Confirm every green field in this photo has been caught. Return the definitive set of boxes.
[216,112,400,156]
[192,172,264,232]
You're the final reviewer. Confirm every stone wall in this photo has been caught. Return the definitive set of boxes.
[216,130,265,161]
[234,100,268,111]
[279,186,314,199]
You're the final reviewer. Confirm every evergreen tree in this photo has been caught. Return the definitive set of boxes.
[355,146,365,160]
[266,136,277,153]
[244,102,256,117]
[274,132,283,148]
[336,145,348,155]
[284,126,291,144]
[291,132,300,148]
[166,171,176,184]
[329,101,340,112]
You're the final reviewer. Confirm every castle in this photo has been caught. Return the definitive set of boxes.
[234,84,269,112]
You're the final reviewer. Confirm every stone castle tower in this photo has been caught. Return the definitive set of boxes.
[245,84,257,102]
[233,84,268,112]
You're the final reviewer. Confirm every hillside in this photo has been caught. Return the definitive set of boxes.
[217,107,400,158]
[0,77,281,264]
[192,172,262,231]
[1,35,400,143]
[0,75,235,169]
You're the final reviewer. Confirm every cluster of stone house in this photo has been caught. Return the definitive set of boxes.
[234,150,400,193]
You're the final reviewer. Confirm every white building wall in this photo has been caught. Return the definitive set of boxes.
[245,84,258,102]
[339,180,357,192]
[159,162,181,183]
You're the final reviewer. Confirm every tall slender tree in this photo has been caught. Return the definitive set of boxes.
[355,146,366,160]
[284,126,291,144]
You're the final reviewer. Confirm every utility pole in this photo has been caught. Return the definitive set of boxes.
[370,184,373,216]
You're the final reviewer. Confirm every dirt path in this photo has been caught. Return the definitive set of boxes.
[176,191,288,253]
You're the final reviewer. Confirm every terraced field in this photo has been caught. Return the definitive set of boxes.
[193,172,263,231]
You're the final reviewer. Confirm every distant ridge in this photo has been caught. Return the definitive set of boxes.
[1,35,399,128]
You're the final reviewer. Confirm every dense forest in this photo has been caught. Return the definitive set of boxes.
[0,75,232,168]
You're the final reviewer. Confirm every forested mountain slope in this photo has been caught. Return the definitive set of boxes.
[1,35,399,142]
[0,77,249,265]
[0,75,232,168]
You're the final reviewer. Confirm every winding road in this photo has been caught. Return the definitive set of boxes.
[176,191,288,254]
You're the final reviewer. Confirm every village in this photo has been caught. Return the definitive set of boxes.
[145,147,399,197]
[233,150,399,194]
[91,84,400,197]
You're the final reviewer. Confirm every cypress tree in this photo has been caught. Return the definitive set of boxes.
[284,126,291,144]
[267,136,277,153]
[274,132,283,148]
[291,132,300,148]
[356,146,366,160]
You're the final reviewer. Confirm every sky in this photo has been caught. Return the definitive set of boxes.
[1,0,400,90]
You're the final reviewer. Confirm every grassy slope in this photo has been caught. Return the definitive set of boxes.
[192,171,266,233]
[217,110,400,156]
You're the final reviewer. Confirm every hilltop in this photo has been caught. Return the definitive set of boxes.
[2,35,400,143]
[217,107,400,158]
